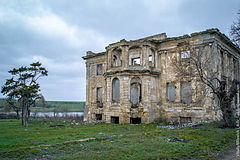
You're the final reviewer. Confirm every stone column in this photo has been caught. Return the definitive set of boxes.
[142,45,149,69]
[121,45,129,69]
[155,50,158,68]
[106,49,111,70]
[175,82,181,103]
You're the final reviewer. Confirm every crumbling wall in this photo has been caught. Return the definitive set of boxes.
[83,30,240,124]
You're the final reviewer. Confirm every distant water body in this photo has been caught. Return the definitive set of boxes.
[1,112,84,117]
[31,112,84,117]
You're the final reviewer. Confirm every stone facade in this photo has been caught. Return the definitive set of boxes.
[82,29,240,124]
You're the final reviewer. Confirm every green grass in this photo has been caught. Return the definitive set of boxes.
[0,119,236,160]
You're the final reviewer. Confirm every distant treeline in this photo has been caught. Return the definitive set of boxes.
[0,98,85,112]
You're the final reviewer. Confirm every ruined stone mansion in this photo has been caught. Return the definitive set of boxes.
[82,29,240,124]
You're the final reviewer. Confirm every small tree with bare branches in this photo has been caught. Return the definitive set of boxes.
[230,10,240,46]
[172,42,239,128]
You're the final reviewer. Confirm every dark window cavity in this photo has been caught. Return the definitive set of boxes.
[111,116,119,124]
[180,117,192,123]
[96,114,102,120]
[130,117,141,124]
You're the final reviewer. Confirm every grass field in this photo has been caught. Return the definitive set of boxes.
[0,119,236,159]
[0,98,85,112]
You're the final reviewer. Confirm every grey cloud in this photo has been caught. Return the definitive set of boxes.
[0,0,239,101]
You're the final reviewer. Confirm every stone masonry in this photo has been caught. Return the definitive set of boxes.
[82,29,240,124]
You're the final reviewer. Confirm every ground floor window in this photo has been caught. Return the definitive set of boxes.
[130,117,141,124]
[96,114,102,120]
[167,82,175,102]
[111,116,119,124]
[180,81,192,104]
[180,117,192,123]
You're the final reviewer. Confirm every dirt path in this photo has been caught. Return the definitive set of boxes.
[218,146,239,160]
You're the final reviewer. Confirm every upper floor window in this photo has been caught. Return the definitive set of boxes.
[132,57,141,66]
[96,64,103,75]
[112,48,122,67]
[181,50,190,59]
[129,46,142,66]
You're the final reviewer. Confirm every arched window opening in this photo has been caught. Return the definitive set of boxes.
[112,78,120,102]
[130,77,142,107]
[112,48,122,67]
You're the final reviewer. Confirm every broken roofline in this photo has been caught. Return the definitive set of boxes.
[82,28,240,60]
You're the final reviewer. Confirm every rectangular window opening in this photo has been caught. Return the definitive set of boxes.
[97,87,103,103]
[130,117,141,124]
[111,116,119,124]
[132,57,141,66]
[180,117,192,123]
[167,82,175,102]
[96,114,102,120]
[181,50,190,59]
[181,81,192,104]
[149,55,153,62]
[96,64,103,75]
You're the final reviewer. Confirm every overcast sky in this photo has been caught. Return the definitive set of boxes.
[0,0,239,101]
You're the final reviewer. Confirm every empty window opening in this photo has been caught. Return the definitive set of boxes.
[132,57,141,66]
[181,50,190,59]
[149,55,153,62]
[130,77,142,106]
[96,114,102,120]
[148,55,153,66]
[112,78,120,102]
[130,117,141,124]
[97,87,103,103]
[111,116,119,124]
[167,82,175,102]
[96,64,102,75]
[112,49,122,67]
[180,117,192,123]
[181,82,192,104]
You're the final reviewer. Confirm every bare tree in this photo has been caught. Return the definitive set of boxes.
[230,10,240,46]
[172,42,239,128]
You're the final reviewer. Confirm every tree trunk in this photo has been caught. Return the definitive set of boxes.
[21,102,24,126]
[23,106,28,127]
[16,110,19,119]
[220,99,236,128]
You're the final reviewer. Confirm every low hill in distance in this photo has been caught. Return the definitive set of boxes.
[0,98,85,112]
